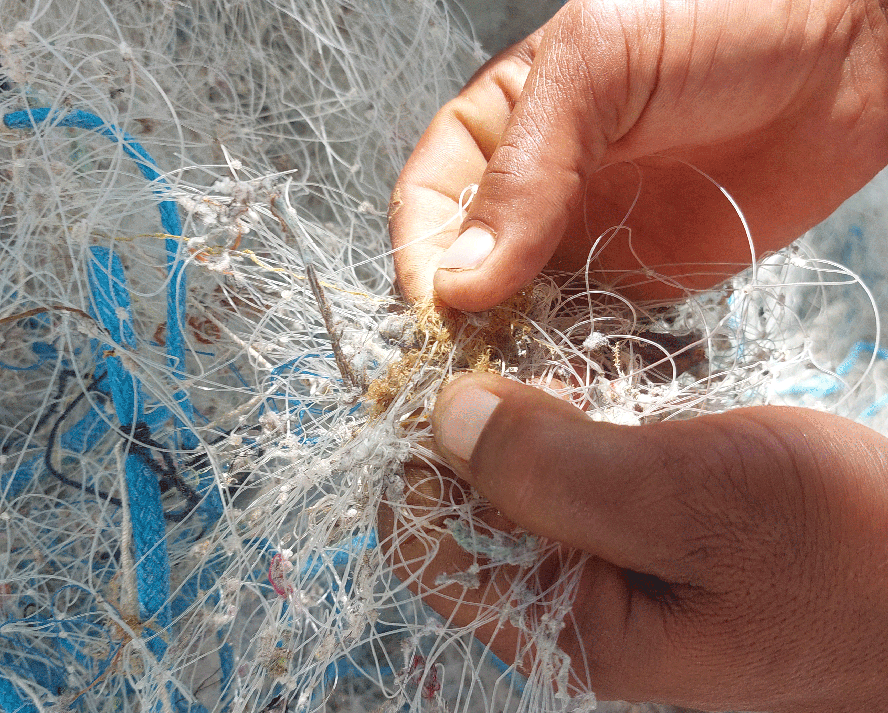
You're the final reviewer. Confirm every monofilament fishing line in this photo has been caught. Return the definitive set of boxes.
[1,1,887,712]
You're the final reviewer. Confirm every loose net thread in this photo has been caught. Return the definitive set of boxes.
[0,1,884,713]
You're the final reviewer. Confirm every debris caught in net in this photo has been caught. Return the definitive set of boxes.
[0,1,885,712]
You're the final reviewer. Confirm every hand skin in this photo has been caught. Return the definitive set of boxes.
[389,0,888,309]
[384,0,888,710]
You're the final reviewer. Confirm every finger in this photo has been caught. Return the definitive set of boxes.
[389,36,541,302]
[433,3,662,311]
[377,459,529,648]
[430,371,875,582]
[397,377,888,708]
[377,458,648,695]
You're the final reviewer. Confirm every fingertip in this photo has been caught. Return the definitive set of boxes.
[431,164,582,310]
[432,226,501,310]
[432,373,504,480]
[432,225,513,311]
[433,248,537,311]
[436,226,495,271]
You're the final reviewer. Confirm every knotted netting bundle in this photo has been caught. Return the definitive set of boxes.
[0,1,886,712]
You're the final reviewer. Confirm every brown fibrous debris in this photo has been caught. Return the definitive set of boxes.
[365,287,540,417]
[365,280,710,419]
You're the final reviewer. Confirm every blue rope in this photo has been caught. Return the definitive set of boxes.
[2,107,197,449]
[2,107,222,519]
[86,247,171,656]
[0,676,36,713]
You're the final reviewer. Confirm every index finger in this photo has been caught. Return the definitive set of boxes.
[388,36,541,302]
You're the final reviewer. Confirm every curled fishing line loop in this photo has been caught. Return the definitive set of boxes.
[0,2,886,712]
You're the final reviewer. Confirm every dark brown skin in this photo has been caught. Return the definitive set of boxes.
[390,0,888,308]
[385,0,888,710]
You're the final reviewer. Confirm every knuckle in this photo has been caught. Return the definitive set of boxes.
[629,416,807,577]
[683,413,819,583]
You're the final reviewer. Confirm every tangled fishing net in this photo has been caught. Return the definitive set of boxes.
[0,1,886,712]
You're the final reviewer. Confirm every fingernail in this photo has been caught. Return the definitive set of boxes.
[436,385,501,464]
[437,227,494,271]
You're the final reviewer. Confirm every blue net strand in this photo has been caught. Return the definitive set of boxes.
[777,340,888,409]
[863,393,888,419]
[3,107,223,525]
[0,675,37,713]
[0,342,57,372]
[86,247,172,655]
[300,531,377,581]
[2,374,111,498]
[2,108,197,451]
[834,341,888,377]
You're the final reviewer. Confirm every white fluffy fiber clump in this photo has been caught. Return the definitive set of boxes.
[0,1,885,713]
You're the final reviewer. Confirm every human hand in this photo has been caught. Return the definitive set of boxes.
[384,1,888,709]
[389,0,888,309]
[382,373,888,712]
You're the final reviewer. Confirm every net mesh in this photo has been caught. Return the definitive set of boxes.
[0,1,885,712]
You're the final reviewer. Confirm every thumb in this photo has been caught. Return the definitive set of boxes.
[430,372,887,583]
[433,5,660,311]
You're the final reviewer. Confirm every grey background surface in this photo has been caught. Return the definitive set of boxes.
[448,0,563,54]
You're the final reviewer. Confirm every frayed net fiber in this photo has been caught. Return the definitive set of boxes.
[0,1,886,713]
